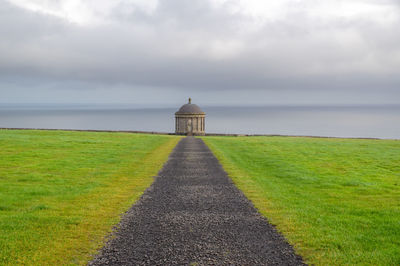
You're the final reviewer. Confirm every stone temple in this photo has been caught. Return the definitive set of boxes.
[175,98,205,136]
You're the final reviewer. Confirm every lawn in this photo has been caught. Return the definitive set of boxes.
[0,130,180,265]
[203,136,400,265]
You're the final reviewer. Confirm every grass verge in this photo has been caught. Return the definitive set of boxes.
[0,129,181,265]
[203,136,400,265]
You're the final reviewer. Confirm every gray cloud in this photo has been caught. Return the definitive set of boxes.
[0,0,399,105]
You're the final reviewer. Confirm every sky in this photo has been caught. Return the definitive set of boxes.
[1,0,399,107]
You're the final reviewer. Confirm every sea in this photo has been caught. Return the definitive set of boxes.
[0,105,399,139]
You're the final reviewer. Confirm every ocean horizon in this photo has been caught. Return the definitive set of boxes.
[0,104,399,139]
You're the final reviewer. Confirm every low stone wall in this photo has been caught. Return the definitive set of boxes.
[205,133,247,137]
[0,128,175,135]
[205,132,383,140]
[0,128,388,140]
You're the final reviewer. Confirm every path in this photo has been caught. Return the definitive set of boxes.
[90,137,304,265]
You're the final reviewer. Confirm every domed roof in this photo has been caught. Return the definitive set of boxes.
[175,98,205,115]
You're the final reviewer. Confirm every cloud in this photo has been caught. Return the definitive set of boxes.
[1,0,399,105]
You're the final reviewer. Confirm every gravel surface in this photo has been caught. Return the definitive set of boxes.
[89,137,305,265]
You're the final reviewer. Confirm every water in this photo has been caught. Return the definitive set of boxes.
[0,105,399,139]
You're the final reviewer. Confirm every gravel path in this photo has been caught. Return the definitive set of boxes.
[89,137,304,265]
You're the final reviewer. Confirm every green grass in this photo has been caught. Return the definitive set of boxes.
[0,129,181,265]
[203,136,400,265]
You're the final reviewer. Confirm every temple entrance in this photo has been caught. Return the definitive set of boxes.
[187,119,193,136]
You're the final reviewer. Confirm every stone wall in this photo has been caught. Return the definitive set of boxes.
[175,114,205,136]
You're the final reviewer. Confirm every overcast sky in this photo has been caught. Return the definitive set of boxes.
[1,0,399,107]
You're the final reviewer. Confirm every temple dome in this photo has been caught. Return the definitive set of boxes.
[175,98,205,115]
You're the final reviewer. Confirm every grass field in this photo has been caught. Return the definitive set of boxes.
[0,130,180,265]
[203,136,400,265]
